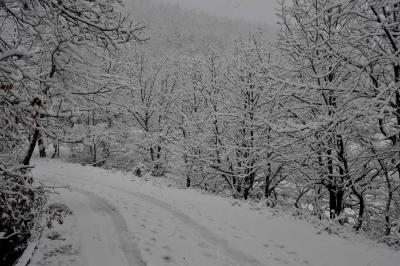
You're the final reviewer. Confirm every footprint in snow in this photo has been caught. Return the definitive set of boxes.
[144,247,152,254]
[162,255,173,263]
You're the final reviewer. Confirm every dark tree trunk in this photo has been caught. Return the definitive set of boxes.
[243,171,255,200]
[385,189,393,236]
[264,164,271,198]
[329,188,344,219]
[38,134,46,158]
[23,129,40,165]
[243,183,250,200]
[157,146,161,160]
[93,142,97,163]
[150,146,155,161]
[52,140,60,159]
[236,178,242,194]
[186,176,191,188]
[264,180,270,198]
[183,154,190,188]
[232,165,237,188]
[295,187,310,209]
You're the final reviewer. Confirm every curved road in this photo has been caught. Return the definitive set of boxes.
[33,162,262,266]
[31,160,400,266]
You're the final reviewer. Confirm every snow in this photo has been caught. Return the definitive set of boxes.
[30,159,400,266]
[0,49,34,61]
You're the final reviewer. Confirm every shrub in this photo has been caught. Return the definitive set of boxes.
[0,164,46,266]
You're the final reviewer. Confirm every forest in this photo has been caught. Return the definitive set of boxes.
[1,0,400,264]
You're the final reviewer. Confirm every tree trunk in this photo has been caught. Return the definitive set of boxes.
[243,171,255,200]
[38,134,46,158]
[150,146,155,161]
[264,179,270,198]
[329,188,344,219]
[183,154,190,188]
[243,181,250,200]
[157,146,161,160]
[23,129,40,165]
[351,186,365,231]
[385,190,393,235]
[52,140,60,159]
[93,142,97,164]
[378,158,393,235]
[186,176,191,188]
[264,162,271,198]
[236,178,242,194]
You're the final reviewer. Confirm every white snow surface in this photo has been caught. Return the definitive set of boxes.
[29,159,400,266]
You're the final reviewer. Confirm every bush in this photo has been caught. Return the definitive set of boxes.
[0,164,46,266]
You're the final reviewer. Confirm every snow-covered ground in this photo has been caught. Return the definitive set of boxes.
[28,159,400,266]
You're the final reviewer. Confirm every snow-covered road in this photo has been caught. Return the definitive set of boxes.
[62,188,145,266]
[30,160,400,266]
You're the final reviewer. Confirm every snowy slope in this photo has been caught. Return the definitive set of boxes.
[30,159,400,266]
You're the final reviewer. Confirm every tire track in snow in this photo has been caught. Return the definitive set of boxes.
[119,188,261,266]
[39,178,146,266]
[72,187,146,266]
[56,175,262,266]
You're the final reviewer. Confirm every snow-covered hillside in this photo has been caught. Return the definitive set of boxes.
[3,1,400,266]
[27,160,400,266]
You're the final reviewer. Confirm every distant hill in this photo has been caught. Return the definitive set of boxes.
[123,0,276,57]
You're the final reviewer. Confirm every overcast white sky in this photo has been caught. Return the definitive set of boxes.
[156,0,279,24]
